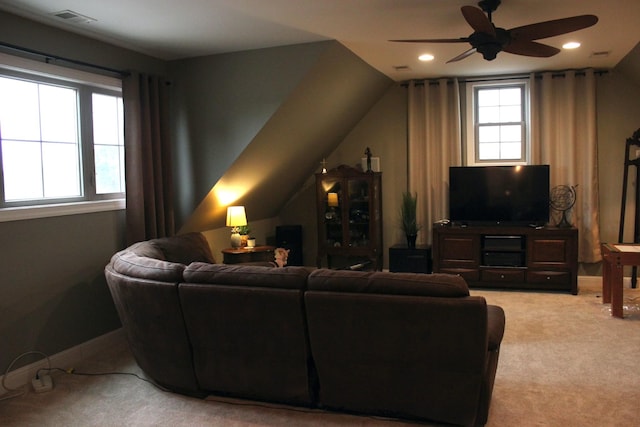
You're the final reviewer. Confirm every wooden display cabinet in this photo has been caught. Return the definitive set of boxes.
[316,165,382,270]
[433,225,578,294]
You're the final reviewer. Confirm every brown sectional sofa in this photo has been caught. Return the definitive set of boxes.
[105,232,505,426]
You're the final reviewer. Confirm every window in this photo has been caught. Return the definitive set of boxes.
[465,80,529,165]
[0,53,125,220]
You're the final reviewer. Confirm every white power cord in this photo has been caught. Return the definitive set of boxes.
[1,351,51,401]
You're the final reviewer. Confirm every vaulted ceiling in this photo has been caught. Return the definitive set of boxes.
[1,0,639,81]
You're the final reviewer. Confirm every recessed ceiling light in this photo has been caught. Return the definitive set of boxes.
[418,53,435,62]
[562,42,581,50]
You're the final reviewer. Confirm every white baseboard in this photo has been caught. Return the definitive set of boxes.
[0,328,124,395]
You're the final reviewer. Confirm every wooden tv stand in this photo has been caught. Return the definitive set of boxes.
[432,225,578,294]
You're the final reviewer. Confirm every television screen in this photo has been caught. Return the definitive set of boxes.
[449,165,550,226]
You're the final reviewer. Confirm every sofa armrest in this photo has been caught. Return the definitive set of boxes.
[487,304,506,351]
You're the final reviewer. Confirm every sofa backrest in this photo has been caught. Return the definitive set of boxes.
[145,232,215,264]
[108,232,214,283]
[182,262,313,287]
[307,269,470,297]
[178,263,315,405]
[304,268,488,426]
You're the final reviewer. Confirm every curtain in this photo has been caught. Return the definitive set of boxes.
[123,72,175,244]
[407,79,462,245]
[530,69,601,263]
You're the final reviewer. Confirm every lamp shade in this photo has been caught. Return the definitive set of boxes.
[327,192,339,207]
[226,206,247,227]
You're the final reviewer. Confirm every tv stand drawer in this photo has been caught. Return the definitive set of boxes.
[439,268,479,282]
[527,270,571,285]
[481,268,525,283]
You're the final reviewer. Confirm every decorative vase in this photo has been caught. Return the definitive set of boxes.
[406,234,417,249]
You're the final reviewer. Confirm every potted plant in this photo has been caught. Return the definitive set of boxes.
[238,224,251,247]
[400,191,420,248]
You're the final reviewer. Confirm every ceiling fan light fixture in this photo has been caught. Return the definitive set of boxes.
[563,41,581,50]
[391,3,598,64]
[418,53,434,62]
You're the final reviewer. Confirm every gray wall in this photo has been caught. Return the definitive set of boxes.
[168,42,333,227]
[168,41,392,231]
[0,11,166,372]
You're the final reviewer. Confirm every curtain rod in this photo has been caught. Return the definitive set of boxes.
[403,68,608,86]
[0,41,129,78]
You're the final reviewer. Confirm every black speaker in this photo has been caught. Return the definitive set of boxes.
[276,225,303,266]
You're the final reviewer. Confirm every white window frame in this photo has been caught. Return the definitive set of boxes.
[0,53,125,222]
[465,78,530,166]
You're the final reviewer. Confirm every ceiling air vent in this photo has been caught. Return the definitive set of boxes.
[590,51,610,59]
[393,65,411,72]
[51,10,97,24]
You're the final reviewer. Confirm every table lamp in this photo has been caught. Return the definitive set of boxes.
[226,206,247,248]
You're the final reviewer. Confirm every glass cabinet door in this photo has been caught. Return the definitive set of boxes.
[347,178,370,247]
[322,179,342,247]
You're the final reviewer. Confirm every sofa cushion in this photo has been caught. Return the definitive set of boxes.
[183,262,312,290]
[150,232,215,264]
[127,241,165,260]
[110,251,185,282]
[307,269,469,297]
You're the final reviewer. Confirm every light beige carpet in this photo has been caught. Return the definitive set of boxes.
[1,281,639,426]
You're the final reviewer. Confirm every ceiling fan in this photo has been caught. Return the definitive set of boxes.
[390,0,598,63]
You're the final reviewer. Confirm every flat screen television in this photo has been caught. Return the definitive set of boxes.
[449,165,550,226]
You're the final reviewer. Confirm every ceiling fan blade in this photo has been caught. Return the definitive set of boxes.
[503,40,560,57]
[389,38,469,43]
[509,15,598,41]
[461,6,496,36]
[447,47,478,63]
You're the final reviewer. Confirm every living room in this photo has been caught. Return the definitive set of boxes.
[1,1,640,425]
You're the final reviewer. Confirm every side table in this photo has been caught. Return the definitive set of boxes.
[389,244,432,273]
[601,243,640,318]
[222,246,275,264]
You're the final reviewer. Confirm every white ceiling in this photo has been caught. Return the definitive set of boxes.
[1,0,639,81]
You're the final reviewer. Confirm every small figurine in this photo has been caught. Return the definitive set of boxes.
[364,147,372,172]
[274,247,290,267]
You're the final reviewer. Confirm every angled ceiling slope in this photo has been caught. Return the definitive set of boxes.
[179,42,392,233]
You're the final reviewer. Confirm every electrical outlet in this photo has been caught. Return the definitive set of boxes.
[32,375,53,393]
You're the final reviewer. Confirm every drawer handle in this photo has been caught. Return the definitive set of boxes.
[500,274,505,279]
[546,276,551,280]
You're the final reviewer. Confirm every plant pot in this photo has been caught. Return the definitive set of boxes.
[406,234,417,249]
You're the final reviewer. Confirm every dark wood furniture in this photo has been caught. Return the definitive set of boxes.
[389,244,432,273]
[433,225,578,294]
[618,130,640,288]
[601,243,639,318]
[316,165,382,270]
[222,245,275,264]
